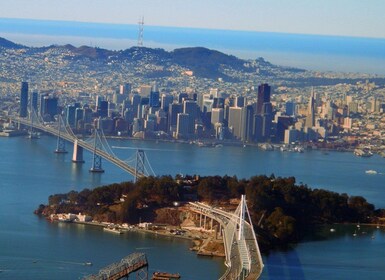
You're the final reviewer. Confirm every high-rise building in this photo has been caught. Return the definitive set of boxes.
[183,100,197,135]
[149,84,160,108]
[161,94,174,112]
[119,83,131,95]
[256,83,270,115]
[20,82,28,117]
[305,88,316,128]
[66,105,76,127]
[31,91,38,113]
[285,101,297,116]
[235,96,245,108]
[211,108,224,126]
[176,113,190,139]
[228,107,246,140]
[168,103,183,132]
[41,96,58,120]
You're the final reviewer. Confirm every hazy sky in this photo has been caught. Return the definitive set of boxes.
[0,0,384,38]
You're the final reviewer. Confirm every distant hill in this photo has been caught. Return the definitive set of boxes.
[0,36,304,81]
[0,37,24,49]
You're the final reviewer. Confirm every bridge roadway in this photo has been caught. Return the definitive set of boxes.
[189,202,263,280]
[13,118,144,178]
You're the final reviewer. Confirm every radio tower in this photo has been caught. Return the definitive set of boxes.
[137,16,144,47]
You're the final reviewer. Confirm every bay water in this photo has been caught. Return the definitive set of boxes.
[1,136,385,279]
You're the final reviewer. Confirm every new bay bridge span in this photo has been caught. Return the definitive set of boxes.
[11,113,264,279]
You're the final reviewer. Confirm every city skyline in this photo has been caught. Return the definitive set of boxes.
[1,0,385,39]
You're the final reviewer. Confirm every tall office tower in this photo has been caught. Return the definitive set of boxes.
[183,100,197,135]
[131,94,141,118]
[161,94,174,112]
[31,91,38,113]
[20,82,28,117]
[119,83,131,95]
[276,116,294,142]
[176,113,190,139]
[98,101,109,118]
[262,102,273,139]
[66,105,77,127]
[96,95,104,109]
[228,107,246,140]
[178,92,189,103]
[75,108,84,129]
[285,101,297,116]
[211,108,224,126]
[256,83,271,115]
[168,103,183,132]
[244,105,255,142]
[149,83,160,107]
[210,88,219,98]
[139,85,152,97]
[305,88,316,128]
[41,96,58,119]
[235,96,245,108]
[213,97,224,108]
[39,93,48,117]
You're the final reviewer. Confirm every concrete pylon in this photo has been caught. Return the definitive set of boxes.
[72,140,85,163]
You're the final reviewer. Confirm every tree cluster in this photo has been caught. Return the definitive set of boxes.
[39,174,380,248]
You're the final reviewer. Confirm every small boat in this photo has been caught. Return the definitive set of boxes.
[330,228,336,232]
[365,170,377,175]
[353,231,357,237]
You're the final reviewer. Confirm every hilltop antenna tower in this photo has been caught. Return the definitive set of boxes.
[137,16,144,47]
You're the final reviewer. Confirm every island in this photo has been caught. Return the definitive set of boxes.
[35,174,385,253]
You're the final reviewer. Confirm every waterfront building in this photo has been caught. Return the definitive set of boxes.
[19,81,28,118]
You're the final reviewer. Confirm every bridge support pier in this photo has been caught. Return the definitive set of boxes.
[90,154,104,173]
[54,137,67,154]
[72,140,85,163]
[136,266,148,280]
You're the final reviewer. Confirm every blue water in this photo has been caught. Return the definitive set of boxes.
[1,18,385,74]
[1,135,385,279]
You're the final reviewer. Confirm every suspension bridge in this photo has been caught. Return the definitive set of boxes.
[189,195,264,280]
[11,112,155,181]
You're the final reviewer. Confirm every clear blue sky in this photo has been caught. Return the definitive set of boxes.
[1,0,384,38]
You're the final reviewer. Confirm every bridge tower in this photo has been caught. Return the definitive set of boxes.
[54,116,67,154]
[90,129,104,173]
[135,149,145,182]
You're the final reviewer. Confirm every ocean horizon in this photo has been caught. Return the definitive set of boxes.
[1,17,385,75]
